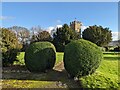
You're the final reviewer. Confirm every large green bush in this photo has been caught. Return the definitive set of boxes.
[24,42,56,72]
[63,39,103,78]
[1,28,22,67]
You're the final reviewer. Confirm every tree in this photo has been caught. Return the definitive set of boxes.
[82,25,112,47]
[8,26,30,51]
[30,31,52,43]
[30,25,43,36]
[1,28,22,66]
[53,24,80,52]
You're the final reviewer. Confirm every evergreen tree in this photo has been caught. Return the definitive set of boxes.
[82,25,112,47]
[53,24,80,52]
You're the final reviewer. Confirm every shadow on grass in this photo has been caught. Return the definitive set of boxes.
[2,65,81,88]
[103,52,120,55]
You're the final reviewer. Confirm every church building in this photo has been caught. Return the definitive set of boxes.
[70,19,82,38]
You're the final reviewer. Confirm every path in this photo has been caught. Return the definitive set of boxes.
[52,61,81,88]
[2,61,81,88]
[54,61,64,71]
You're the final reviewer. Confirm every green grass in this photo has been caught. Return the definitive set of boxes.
[13,52,25,65]
[103,52,120,55]
[79,52,120,88]
[56,52,64,64]
[2,80,58,88]
[3,52,120,88]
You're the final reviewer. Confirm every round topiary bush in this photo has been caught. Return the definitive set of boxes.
[24,42,56,72]
[63,39,103,78]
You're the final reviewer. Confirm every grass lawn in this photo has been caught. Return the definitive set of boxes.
[79,52,120,88]
[2,52,120,88]
[56,52,64,64]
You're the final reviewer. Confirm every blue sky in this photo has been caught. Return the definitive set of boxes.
[1,2,118,40]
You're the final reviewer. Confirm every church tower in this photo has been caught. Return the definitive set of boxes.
[70,19,82,37]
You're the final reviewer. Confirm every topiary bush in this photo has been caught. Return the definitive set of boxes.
[24,42,56,72]
[63,39,103,78]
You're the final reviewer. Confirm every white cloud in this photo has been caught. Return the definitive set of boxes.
[46,25,62,34]
[56,20,62,23]
[55,25,62,28]
[46,26,54,33]
[112,32,120,41]
[48,26,54,30]
[81,25,88,32]
[0,16,15,20]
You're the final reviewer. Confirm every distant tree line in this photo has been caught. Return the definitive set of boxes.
[2,24,113,51]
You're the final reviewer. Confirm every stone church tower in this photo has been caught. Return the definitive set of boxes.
[70,19,82,37]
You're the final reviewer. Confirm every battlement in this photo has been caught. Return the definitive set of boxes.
[70,20,82,33]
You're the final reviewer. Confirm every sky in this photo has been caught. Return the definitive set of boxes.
[1,2,119,40]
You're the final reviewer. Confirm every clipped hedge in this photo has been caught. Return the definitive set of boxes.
[63,39,103,77]
[24,42,56,72]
